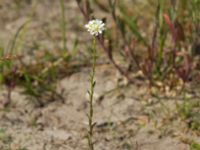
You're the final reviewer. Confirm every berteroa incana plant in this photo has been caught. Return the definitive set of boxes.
[85,19,105,150]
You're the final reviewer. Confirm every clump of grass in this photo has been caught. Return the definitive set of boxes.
[0,19,30,107]
[177,94,200,131]
[0,128,13,149]
[0,1,79,107]
[191,141,200,150]
[76,0,198,91]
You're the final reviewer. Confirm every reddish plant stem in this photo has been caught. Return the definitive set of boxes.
[97,37,134,83]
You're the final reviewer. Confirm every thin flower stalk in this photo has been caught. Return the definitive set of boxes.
[85,19,105,150]
[87,37,96,150]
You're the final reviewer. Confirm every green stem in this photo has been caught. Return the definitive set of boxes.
[87,37,96,150]
[60,0,67,51]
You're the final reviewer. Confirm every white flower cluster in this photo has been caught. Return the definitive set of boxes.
[85,19,105,36]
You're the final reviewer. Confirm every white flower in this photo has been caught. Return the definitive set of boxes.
[85,19,105,36]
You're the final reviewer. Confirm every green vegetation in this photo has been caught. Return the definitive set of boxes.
[0,0,199,149]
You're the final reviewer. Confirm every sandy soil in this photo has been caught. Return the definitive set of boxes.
[0,64,194,150]
[0,0,199,150]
